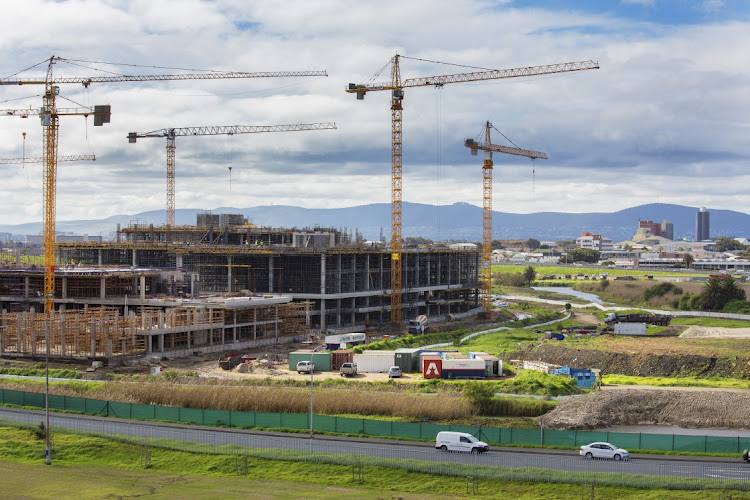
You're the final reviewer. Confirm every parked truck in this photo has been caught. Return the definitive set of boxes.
[604,312,671,326]
[339,362,358,377]
[407,315,429,334]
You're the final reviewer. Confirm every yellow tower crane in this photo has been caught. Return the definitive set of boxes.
[465,121,547,318]
[127,122,337,227]
[0,56,327,313]
[346,55,598,326]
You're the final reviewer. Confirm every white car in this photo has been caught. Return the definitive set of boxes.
[579,442,629,461]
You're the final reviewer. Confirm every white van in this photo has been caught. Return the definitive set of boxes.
[435,431,489,453]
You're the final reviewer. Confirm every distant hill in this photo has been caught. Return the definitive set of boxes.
[1,203,748,243]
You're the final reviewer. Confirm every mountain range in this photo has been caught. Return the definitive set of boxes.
[1,203,748,243]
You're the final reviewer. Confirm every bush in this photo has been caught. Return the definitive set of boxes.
[644,282,683,301]
[723,300,750,314]
[463,381,495,414]
[488,397,556,417]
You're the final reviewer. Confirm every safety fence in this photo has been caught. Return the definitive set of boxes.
[3,388,750,455]
[1,408,748,492]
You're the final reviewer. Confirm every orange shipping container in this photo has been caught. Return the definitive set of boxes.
[331,350,354,370]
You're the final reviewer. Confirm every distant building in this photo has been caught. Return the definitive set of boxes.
[661,220,674,240]
[696,207,710,241]
[0,232,12,242]
[638,220,661,237]
[576,233,612,251]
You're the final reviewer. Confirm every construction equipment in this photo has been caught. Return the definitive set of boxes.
[465,122,547,318]
[128,123,337,226]
[0,155,95,164]
[0,55,327,313]
[346,55,599,326]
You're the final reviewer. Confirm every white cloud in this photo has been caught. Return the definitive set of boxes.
[0,0,748,229]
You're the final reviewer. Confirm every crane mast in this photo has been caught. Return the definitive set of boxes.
[465,121,547,317]
[128,122,337,227]
[347,55,598,326]
[0,56,327,313]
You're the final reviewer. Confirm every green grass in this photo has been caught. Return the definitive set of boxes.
[1,426,748,499]
[492,264,703,279]
[671,317,750,328]
[0,366,83,379]
[603,374,750,389]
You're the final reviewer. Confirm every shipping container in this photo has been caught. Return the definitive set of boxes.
[475,354,501,377]
[331,350,354,370]
[442,368,486,379]
[353,352,395,373]
[614,323,647,335]
[442,358,485,370]
[395,348,422,373]
[288,351,332,372]
[442,352,468,360]
[422,355,442,379]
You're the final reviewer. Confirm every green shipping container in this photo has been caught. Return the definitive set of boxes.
[395,348,422,373]
[288,351,332,372]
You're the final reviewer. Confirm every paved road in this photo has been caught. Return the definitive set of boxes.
[1,407,747,484]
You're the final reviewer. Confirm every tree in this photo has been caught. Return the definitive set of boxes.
[491,240,504,250]
[523,266,536,285]
[715,236,747,252]
[525,238,541,251]
[683,253,694,269]
[700,277,724,310]
[561,248,600,263]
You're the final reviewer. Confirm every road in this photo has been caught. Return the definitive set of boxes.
[1,407,747,485]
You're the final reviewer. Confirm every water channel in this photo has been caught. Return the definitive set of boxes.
[531,286,603,304]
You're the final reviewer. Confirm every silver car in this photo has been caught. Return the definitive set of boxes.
[579,442,629,461]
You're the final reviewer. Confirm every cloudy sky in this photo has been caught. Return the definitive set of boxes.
[1,0,748,229]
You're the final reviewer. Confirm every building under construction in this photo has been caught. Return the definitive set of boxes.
[0,214,480,361]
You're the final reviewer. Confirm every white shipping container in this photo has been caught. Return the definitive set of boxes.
[614,323,647,335]
[441,358,485,370]
[354,353,396,373]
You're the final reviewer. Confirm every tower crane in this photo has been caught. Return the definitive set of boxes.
[127,122,337,227]
[465,121,547,318]
[0,155,95,164]
[346,55,598,326]
[0,56,327,313]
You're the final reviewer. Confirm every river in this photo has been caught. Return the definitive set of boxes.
[531,286,603,304]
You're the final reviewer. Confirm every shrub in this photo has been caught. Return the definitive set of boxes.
[723,300,750,314]
[463,381,495,414]
[644,282,682,301]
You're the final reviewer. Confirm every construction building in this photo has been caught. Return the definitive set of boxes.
[0,214,481,362]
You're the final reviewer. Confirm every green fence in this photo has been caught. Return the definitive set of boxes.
[3,388,748,454]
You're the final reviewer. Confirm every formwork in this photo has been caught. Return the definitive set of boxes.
[0,299,311,362]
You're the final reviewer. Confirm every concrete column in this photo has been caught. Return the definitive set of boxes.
[176,254,183,268]
[337,254,342,294]
[140,276,146,299]
[227,255,233,292]
[98,249,103,266]
[253,308,257,340]
[268,256,274,293]
[24,276,29,298]
[320,254,326,331]
[158,333,164,353]
[233,309,237,343]
[132,249,137,267]
[365,254,370,291]
[100,277,106,300]
[90,316,97,358]
[62,277,67,299]
[60,311,66,357]
[336,298,341,327]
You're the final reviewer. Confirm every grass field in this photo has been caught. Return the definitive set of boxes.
[1,426,747,499]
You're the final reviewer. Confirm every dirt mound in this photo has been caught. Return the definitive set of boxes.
[542,388,750,430]
[510,343,750,378]
[680,325,750,339]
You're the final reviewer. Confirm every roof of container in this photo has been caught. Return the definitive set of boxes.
[395,348,422,353]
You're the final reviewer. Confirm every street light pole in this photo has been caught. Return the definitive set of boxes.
[44,294,52,465]
[309,355,314,439]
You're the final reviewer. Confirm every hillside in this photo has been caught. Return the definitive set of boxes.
[1,202,748,242]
